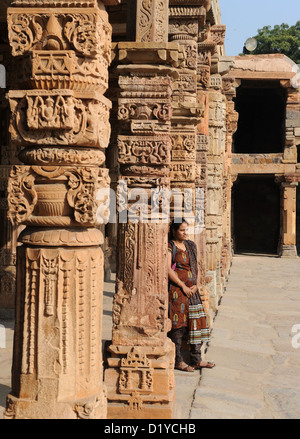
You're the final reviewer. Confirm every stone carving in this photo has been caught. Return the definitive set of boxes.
[8,10,111,59]
[105,19,176,415]
[8,90,111,148]
[7,165,37,226]
[136,0,169,43]
[118,102,172,123]
[118,136,170,165]
[19,147,106,166]
[210,24,226,46]
[5,0,111,419]
[15,51,109,92]
[119,347,154,395]
[7,165,110,227]
[73,396,103,419]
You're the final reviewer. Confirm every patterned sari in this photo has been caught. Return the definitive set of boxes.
[168,240,210,345]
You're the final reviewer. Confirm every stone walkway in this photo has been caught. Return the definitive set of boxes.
[1,255,300,419]
[177,254,300,419]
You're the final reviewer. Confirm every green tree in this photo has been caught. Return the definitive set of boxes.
[251,21,300,64]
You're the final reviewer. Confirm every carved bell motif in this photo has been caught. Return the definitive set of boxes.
[44,15,63,50]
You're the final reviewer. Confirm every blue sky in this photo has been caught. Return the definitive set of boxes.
[219,0,300,56]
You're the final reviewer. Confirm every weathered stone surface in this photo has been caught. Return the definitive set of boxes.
[3,0,112,419]
[0,0,300,421]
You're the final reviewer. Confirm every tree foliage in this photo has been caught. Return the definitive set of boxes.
[251,21,300,64]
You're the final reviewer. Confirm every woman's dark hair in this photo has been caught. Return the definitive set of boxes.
[168,218,188,240]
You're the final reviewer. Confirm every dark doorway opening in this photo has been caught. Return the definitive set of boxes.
[233,175,280,254]
[297,185,300,255]
[233,80,286,154]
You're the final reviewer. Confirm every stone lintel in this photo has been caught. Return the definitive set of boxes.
[229,70,295,82]
[231,163,296,175]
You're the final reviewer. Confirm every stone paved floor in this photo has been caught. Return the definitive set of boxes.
[183,254,300,419]
[1,255,300,419]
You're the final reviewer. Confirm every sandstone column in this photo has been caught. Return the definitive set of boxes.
[221,76,238,280]
[279,180,298,258]
[199,25,226,312]
[5,0,113,419]
[168,0,211,317]
[0,42,19,318]
[104,0,180,419]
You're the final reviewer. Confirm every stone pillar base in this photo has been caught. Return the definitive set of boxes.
[104,339,175,419]
[5,391,107,420]
[279,245,298,258]
[5,229,108,419]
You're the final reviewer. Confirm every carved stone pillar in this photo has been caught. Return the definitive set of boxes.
[221,76,238,279]
[202,26,227,310]
[279,180,298,258]
[5,0,112,419]
[168,1,210,319]
[0,29,19,318]
[104,0,179,419]
[281,82,300,164]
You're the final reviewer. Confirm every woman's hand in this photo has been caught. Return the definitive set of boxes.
[182,285,193,297]
[190,285,198,296]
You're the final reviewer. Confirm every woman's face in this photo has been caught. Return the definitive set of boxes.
[174,222,188,241]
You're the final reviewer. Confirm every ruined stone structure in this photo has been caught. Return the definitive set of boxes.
[227,55,300,258]
[0,0,299,421]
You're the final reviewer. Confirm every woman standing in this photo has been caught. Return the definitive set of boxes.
[168,219,215,372]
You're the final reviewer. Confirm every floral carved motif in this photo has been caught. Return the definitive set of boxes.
[7,10,111,59]
[118,136,170,165]
[210,25,226,46]
[7,165,37,226]
[171,134,196,161]
[118,102,172,123]
[7,165,110,226]
[66,167,110,225]
[19,147,105,166]
[136,0,168,42]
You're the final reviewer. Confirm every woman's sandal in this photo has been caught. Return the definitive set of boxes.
[194,360,215,369]
[175,361,195,372]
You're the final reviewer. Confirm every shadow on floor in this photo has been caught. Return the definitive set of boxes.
[234,252,279,258]
[0,384,10,411]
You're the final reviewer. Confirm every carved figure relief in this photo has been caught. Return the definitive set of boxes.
[8,90,111,148]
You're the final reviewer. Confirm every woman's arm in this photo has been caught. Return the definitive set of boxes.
[168,251,192,297]
[191,265,201,294]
